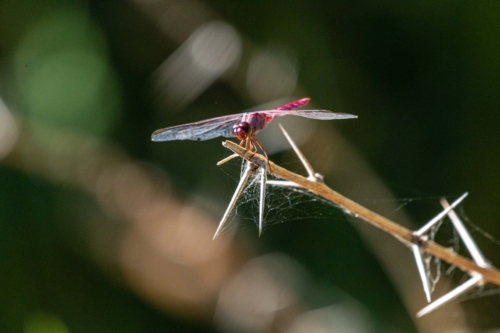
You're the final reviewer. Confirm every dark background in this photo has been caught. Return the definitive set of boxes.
[1,0,500,332]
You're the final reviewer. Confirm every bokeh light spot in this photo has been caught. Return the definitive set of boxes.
[153,21,241,108]
[188,21,241,74]
[23,50,111,130]
[13,8,120,136]
[23,312,69,333]
[0,98,19,159]
[246,48,298,103]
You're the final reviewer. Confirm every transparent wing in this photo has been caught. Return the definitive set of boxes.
[151,97,357,142]
[271,98,357,119]
[152,113,244,141]
[264,109,357,120]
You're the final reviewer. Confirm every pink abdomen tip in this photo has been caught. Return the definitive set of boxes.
[274,97,311,110]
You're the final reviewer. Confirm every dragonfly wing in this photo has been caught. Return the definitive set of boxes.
[152,114,243,141]
[265,109,357,120]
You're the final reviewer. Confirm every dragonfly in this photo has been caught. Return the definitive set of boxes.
[153,98,356,237]
[151,98,357,162]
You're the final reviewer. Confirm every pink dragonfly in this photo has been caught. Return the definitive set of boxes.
[152,98,356,159]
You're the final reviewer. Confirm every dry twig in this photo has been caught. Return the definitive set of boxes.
[222,140,500,287]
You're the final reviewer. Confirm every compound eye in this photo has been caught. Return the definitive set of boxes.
[233,122,251,140]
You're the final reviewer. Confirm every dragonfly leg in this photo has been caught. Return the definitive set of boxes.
[250,140,257,152]
[245,138,255,151]
[252,137,270,171]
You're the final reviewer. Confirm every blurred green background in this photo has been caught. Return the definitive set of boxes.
[1,0,500,332]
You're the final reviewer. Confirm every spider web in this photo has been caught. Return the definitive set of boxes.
[217,162,349,236]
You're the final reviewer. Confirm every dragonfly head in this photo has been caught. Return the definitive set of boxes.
[233,122,252,140]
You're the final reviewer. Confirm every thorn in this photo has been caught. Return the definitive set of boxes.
[217,153,238,166]
[266,180,300,187]
[415,193,469,237]
[440,196,489,268]
[416,274,483,317]
[258,157,267,237]
[411,193,469,303]
[278,124,316,180]
[213,162,253,239]
[412,244,432,303]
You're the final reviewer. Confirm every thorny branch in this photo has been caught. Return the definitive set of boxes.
[222,140,500,287]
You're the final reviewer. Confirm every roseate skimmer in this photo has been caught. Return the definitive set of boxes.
[152,98,357,158]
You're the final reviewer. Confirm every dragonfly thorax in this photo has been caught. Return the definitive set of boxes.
[232,122,253,140]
